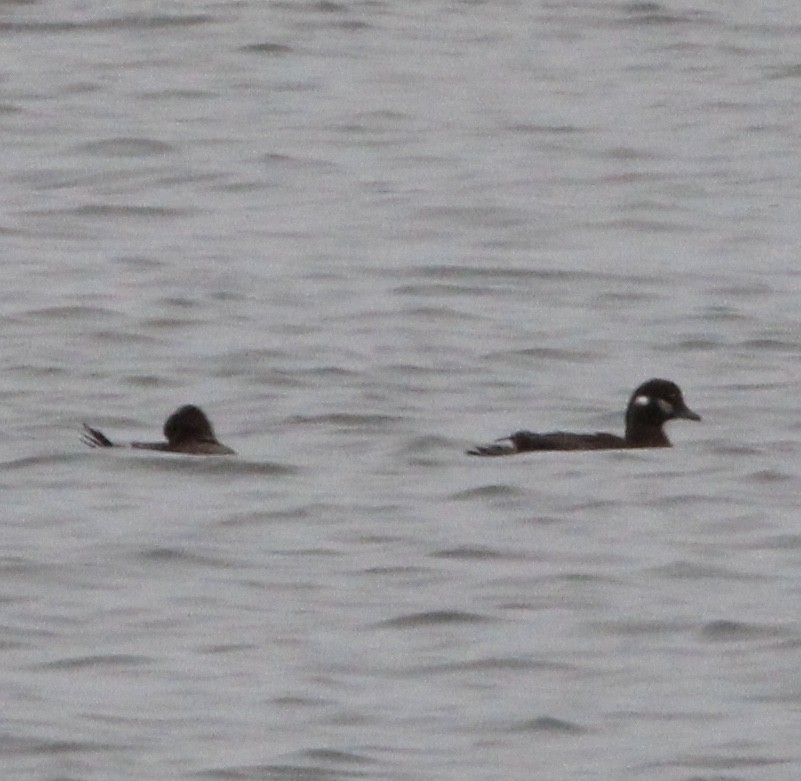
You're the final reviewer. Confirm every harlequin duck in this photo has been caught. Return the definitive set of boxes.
[467,379,700,456]
[81,404,235,455]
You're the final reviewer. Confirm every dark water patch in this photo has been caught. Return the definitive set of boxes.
[616,708,721,723]
[565,498,624,514]
[0,556,37,574]
[380,610,492,628]
[648,561,763,581]
[271,695,331,707]
[0,453,83,471]
[520,515,571,527]
[196,763,368,780]
[618,2,712,26]
[335,19,371,31]
[136,546,234,569]
[23,204,192,220]
[449,484,527,501]
[140,317,202,330]
[740,337,801,352]
[767,63,801,80]
[359,565,434,578]
[605,145,662,161]
[664,336,726,351]
[121,373,178,388]
[0,623,56,643]
[197,643,257,654]
[71,204,193,218]
[125,457,298,477]
[293,366,362,380]
[312,1,347,11]
[413,656,575,674]
[593,217,699,233]
[412,205,527,229]
[392,282,490,297]
[411,264,650,284]
[595,289,662,305]
[431,545,524,560]
[257,152,340,172]
[35,654,151,670]
[21,304,115,321]
[485,346,598,363]
[157,296,197,309]
[396,434,458,455]
[213,349,296,378]
[196,754,371,781]
[551,571,623,583]
[240,42,293,55]
[507,122,586,135]
[95,330,160,345]
[280,547,343,559]
[288,412,401,429]
[0,734,122,755]
[699,620,786,642]
[745,469,793,483]
[138,88,213,101]
[75,137,173,157]
[220,507,312,527]
[353,530,407,545]
[590,619,690,636]
[511,716,587,734]
[650,493,741,508]
[298,750,372,766]
[709,281,774,297]
[641,753,792,772]
[693,304,751,322]
[0,14,212,33]
[752,534,801,550]
[100,13,214,29]
[399,304,475,320]
[224,502,351,528]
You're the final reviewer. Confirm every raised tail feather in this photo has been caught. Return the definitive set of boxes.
[81,424,114,449]
[466,438,518,456]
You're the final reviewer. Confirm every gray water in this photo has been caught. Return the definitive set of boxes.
[2,1,801,779]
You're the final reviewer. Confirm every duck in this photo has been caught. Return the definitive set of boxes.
[467,378,700,456]
[81,404,235,455]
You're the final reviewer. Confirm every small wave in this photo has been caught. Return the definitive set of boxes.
[699,620,786,642]
[124,457,299,477]
[0,735,121,755]
[0,14,212,34]
[648,560,762,581]
[379,610,492,628]
[511,716,588,735]
[430,545,521,560]
[75,137,173,157]
[449,484,526,501]
[34,654,151,670]
[240,42,293,55]
[197,760,369,780]
[288,412,401,429]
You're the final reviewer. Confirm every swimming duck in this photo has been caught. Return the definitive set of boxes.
[467,379,700,456]
[82,404,235,455]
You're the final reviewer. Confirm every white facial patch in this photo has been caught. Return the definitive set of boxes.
[633,395,651,407]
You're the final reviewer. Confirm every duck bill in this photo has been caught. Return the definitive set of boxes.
[676,406,701,422]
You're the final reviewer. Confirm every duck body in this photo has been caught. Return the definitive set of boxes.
[82,404,235,456]
[467,379,700,456]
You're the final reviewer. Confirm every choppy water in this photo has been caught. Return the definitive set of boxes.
[2,1,801,779]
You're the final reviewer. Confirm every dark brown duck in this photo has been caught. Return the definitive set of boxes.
[467,379,700,456]
[82,405,235,456]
